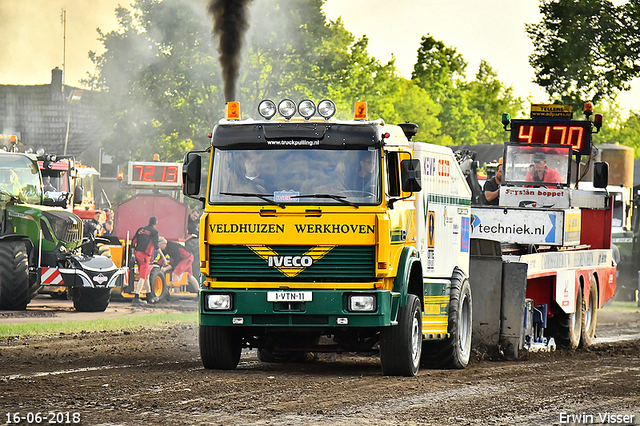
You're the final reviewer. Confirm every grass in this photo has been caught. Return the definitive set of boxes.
[601,300,640,313]
[0,312,197,339]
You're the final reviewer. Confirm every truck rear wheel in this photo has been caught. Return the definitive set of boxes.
[0,241,32,310]
[199,325,242,370]
[551,286,583,349]
[421,271,472,369]
[580,277,598,348]
[380,293,422,377]
[146,268,168,304]
[72,287,111,312]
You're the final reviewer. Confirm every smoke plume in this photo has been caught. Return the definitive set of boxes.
[208,0,253,102]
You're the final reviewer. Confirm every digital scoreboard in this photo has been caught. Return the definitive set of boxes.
[509,119,593,156]
[127,161,182,187]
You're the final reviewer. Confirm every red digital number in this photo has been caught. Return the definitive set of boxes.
[143,165,155,182]
[133,164,144,181]
[517,124,584,151]
[518,125,534,143]
[164,166,178,183]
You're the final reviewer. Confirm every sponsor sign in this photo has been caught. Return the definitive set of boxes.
[471,207,579,246]
[500,187,570,209]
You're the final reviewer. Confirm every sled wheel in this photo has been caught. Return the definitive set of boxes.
[380,293,423,376]
[580,276,598,348]
[146,267,168,304]
[551,285,583,349]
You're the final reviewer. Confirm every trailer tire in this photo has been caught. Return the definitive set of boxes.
[0,241,31,310]
[380,294,422,377]
[146,268,168,304]
[421,270,472,369]
[551,286,583,349]
[72,287,111,312]
[580,276,598,348]
[199,325,241,370]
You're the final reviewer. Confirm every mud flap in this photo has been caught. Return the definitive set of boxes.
[469,238,528,358]
[500,262,528,358]
[469,239,503,352]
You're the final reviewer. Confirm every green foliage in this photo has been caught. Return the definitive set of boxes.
[526,0,640,106]
[412,37,523,145]
[85,0,527,163]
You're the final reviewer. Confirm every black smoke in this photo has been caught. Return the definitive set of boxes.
[208,0,253,102]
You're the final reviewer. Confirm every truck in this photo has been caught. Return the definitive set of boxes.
[182,99,616,376]
[0,151,126,312]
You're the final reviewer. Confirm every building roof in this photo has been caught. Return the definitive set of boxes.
[0,68,108,156]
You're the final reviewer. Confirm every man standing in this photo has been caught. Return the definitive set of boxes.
[131,216,161,304]
[483,161,502,205]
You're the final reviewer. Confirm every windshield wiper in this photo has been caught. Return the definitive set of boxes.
[220,192,286,209]
[292,194,359,208]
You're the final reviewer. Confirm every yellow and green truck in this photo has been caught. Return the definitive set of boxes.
[183,100,472,376]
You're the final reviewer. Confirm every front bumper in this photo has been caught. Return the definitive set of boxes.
[199,288,399,328]
[39,255,126,289]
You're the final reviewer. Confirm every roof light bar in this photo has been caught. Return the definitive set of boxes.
[278,99,296,119]
[258,99,277,120]
[298,99,316,119]
[318,99,336,119]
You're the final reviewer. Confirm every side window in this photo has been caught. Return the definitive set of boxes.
[386,152,400,197]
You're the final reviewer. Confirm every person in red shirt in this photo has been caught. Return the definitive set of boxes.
[525,152,563,184]
[158,237,199,292]
[131,216,162,304]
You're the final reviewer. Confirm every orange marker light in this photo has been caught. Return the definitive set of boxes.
[354,102,368,120]
[116,171,124,180]
[225,101,241,120]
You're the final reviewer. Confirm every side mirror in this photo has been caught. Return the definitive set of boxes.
[401,159,422,193]
[593,161,609,189]
[74,185,84,205]
[183,152,202,197]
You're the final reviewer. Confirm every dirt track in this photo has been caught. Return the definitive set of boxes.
[0,299,639,425]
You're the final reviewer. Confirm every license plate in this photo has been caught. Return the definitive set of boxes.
[267,291,312,302]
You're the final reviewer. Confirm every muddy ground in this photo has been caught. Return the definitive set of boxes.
[0,297,639,426]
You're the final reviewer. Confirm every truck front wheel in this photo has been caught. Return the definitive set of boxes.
[199,325,242,370]
[380,293,422,377]
[0,241,32,310]
[72,287,111,312]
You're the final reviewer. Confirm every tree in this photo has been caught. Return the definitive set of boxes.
[412,36,522,145]
[526,0,640,106]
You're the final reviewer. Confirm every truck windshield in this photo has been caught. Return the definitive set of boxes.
[0,155,43,204]
[209,148,381,205]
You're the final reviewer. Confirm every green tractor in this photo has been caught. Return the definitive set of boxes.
[0,152,125,312]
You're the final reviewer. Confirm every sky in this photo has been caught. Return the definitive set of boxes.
[1,0,638,115]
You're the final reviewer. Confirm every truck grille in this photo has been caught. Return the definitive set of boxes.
[42,210,83,245]
[209,245,375,282]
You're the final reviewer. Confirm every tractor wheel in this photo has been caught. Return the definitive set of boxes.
[72,287,111,312]
[199,325,241,370]
[580,276,598,348]
[380,294,423,376]
[146,267,168,304]
[0,240,32,310]
[551,286,583,349]
[421,270,472,369]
